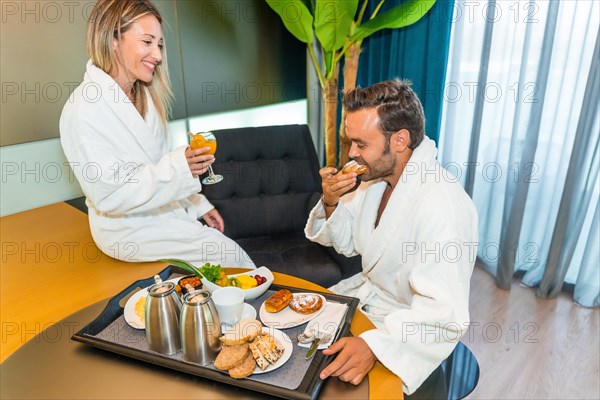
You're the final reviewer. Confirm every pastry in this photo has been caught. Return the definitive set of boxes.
[289,294,323,314]
[341,160,368,175]
[265,289,293,313]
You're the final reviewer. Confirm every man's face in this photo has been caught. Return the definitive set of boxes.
[345,108,396,182]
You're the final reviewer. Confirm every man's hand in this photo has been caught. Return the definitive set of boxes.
[201,208,224,232]
[185,146,215,177]
[319,167,357,206]
[320,337,377,385]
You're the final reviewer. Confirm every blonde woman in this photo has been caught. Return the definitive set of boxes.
[60,0,255,269]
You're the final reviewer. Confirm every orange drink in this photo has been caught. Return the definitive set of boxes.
[190,133,217,155]
[187,131,223,184]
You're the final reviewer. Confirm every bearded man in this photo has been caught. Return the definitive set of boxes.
[305,79,478,395]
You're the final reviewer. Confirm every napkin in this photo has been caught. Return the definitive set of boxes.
[298,302,348,350]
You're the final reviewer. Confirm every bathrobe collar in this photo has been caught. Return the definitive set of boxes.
[84,59,164,163]
[360,136,438,273]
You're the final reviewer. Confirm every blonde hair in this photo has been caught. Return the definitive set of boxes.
[87,0,173,124]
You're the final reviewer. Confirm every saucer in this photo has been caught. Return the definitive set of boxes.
[221,303,257,330]
[241,303,257,320]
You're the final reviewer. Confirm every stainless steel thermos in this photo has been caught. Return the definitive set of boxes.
[145,282,182,355]
[180,289,222,365]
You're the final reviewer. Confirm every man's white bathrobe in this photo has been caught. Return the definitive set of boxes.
[305,137,478,394]
[60,60,254,268]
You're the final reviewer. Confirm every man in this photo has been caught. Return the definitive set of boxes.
[305,80,478,395]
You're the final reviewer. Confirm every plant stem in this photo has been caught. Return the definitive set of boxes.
[334,41,350,65]
[326,49,337,79]
[307,43,325,90]
[357,0,370,24]
[372,0,386,18]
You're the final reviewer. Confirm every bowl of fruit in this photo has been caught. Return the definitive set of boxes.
[159,259,273,300]
[202,266,273,300]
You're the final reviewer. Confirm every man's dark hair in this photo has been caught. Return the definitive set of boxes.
[343,79,425,150]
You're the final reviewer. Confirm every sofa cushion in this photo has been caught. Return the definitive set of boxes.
[201,125,321,239]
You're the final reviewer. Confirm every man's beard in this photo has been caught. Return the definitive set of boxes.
[355,144,396,182]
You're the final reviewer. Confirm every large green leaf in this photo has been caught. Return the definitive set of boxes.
[158,258,204,278]
[314,0,358,51]
[266,0,315,44]
[351,0,437,41]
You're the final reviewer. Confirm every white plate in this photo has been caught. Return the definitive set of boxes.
[259,293,327,329]
[123,277,180,330]
[252,327,293,375]
[221,303,257,331]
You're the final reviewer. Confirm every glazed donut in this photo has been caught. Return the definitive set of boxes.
[289,294,324,314]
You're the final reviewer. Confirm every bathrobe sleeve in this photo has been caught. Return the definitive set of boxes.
[304,199,359,257]
[187,192,216,219]
[359,193,477,394]
[72,140,203,216]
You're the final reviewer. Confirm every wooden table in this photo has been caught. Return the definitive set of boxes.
[0,202,404,399]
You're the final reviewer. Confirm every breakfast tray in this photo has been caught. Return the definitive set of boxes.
[72,265,359,400]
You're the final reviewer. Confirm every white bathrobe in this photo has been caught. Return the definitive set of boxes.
[305,137,478,394]
[60,60,254,268]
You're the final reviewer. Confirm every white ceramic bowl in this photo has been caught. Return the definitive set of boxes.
[201,266,274,300]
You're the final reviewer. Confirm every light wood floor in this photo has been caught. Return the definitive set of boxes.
[463,267,600,399]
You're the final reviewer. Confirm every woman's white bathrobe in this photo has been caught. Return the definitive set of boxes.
[60,60,254,268]
[305,137,478,394]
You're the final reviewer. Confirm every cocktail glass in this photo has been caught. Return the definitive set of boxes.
[189,131,223,185]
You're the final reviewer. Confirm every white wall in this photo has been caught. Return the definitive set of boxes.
[0,139,84,216]
[0,100,308,216]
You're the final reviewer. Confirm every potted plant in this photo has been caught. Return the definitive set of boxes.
[266,0,436,167]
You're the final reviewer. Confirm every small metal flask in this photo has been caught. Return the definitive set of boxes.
[145,282,182,355]
[180,289,222,365]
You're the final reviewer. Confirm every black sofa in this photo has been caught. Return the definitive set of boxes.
[66,125,361,288]
[201,124,361,288]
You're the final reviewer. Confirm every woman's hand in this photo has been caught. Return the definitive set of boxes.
[185,146,215,177]
[201,208,225,233]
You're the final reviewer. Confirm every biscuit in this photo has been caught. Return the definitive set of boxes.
[254,333,284,364]
[249,340,270,370]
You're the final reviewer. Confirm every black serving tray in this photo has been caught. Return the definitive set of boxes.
[72,265,359,400]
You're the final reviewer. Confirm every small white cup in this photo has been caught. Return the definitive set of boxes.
[212,287,245,326]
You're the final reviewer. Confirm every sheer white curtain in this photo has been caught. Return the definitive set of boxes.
[439,0,599,307]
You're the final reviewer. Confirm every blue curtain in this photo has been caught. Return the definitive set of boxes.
[355,0,456,144]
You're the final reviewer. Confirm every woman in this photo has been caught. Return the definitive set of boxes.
[60,0,255,268]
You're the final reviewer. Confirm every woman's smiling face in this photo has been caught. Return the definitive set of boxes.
[112,14,163,88]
